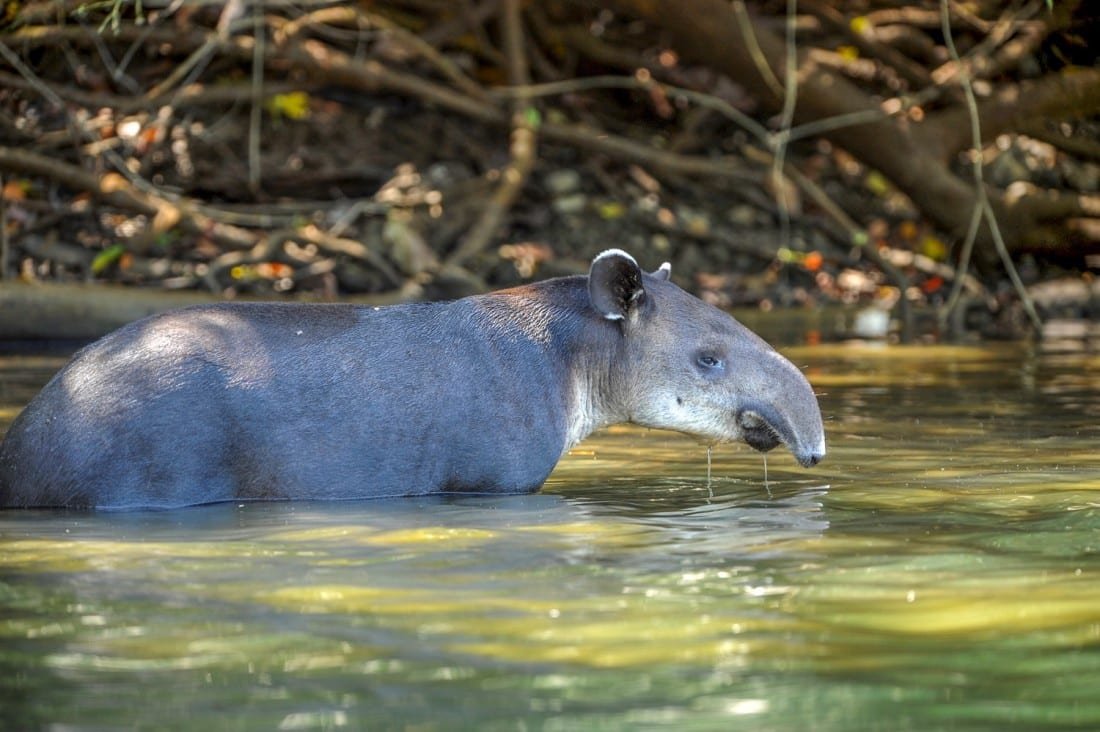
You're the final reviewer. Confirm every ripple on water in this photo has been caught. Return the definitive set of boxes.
[1,343,1100,730]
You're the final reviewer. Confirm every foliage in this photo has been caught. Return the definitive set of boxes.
[0,0,1097,339]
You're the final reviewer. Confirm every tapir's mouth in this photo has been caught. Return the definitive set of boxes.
[735,404,825,468]
[736,410,782,453]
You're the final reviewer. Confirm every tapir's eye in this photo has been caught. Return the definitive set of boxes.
[696,354,723,370]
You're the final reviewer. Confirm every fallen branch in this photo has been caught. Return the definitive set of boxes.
[929,1,1043,86]
[0,146,259,252]
[930,66,1100,161]
[0,71,313,112]
[298,224,402,286]
[203,222,405,292]
[802,0,932,89]
[1017,120,1100,162]
[0,279,412,341]
[275,5,491,102]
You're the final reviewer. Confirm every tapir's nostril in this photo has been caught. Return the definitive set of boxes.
[798,450,825,468]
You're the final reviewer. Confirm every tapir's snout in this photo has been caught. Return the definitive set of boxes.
[736,398,826,468]
[797,449,825,468]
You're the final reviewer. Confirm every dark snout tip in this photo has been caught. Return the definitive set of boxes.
[796,449,825,468]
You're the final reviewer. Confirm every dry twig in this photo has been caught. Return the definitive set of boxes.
[446,0,537,268]
[0,146,258,252]
[936,0,1042,333]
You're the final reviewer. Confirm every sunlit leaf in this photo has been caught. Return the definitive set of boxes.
[255,262,294,279]
[523,106,542,130]
[2,178,29,200]
[849,15,871,35]
[264,92,311,120]
[863,171,890,197]
[91,244,126,274]
[920,275,945,294]
[803,251,824,272]
[920,234,948,261]
[230,264,258,281]
[597,201,626,220]
[837,45,860,62]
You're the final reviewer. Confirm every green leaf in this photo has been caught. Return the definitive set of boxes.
[523,106,542,130]
[91,244,126,274]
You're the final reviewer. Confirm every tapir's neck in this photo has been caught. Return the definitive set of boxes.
[477,278,628,452]
[560,328,627,450]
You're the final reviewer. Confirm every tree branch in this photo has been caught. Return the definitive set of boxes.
[605,0,1100,257]
[446,0,537,267]
[0,146,258,252]
[927,67,1100,160]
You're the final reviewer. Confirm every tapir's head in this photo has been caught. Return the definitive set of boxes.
[589,249,825,467]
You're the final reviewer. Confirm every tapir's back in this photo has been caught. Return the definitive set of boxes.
[0,299,573,508]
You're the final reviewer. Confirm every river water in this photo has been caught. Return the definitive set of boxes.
[1,340,1098,730]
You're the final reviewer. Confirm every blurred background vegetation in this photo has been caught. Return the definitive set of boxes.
[0,0,1097,341]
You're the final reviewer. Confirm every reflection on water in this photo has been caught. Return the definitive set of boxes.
[1,342,1099,730]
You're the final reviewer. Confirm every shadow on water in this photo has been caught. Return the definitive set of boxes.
[2,340,1100,730]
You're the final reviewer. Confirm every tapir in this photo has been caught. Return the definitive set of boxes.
[0,249,825,509]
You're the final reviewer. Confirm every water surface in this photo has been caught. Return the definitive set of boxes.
[1,341,1098,730]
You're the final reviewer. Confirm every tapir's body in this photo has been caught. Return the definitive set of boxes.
[0,251,825,509]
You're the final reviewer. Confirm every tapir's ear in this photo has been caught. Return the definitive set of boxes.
[588,249,646,321]
[652,262,671,281]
